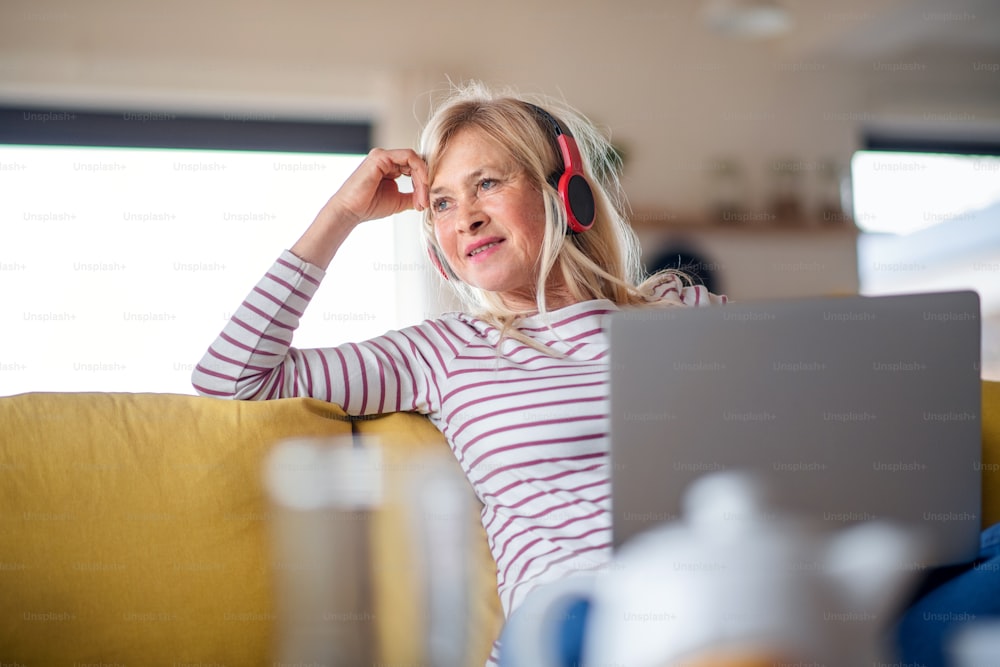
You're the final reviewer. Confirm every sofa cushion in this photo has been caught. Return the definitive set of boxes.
[983,380,1000,529]
[0,392,351,665]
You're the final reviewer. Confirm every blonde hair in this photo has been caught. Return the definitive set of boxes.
[419,82,687,352]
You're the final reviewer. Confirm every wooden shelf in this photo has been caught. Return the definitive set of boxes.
[628,212,860,235]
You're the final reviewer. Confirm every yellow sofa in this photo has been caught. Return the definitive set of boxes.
[0,392,503,666]
[1,383,998,666]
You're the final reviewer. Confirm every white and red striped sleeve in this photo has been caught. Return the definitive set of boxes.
[652,275,728,307]
[190,250,441,415]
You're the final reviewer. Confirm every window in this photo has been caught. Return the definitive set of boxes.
[851,149,1000,379]
[0,109,408,396]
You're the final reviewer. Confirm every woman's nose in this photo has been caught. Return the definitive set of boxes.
[457,198,488,233]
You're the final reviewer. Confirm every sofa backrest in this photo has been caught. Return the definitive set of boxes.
[0,392,352,664]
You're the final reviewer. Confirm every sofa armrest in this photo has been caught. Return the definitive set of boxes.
[982,380,1000,529]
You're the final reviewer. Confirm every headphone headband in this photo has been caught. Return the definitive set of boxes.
[526,103,596,234]
[527,104,568,139]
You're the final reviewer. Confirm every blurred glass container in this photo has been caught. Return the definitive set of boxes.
[265,436,382,666]
[405,453,474,667]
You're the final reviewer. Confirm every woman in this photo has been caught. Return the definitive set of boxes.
[192,81,725,662]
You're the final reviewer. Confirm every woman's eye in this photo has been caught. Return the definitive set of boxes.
[479,178,497,191]
[432,199,450,213]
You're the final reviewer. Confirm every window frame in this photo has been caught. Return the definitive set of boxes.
[0,106,371,154]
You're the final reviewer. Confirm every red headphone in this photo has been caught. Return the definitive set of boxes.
[527,103,596,235]
[428,103,597,281]
[428,246,453,281]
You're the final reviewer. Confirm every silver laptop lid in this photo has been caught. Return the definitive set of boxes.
[610,290,982,566]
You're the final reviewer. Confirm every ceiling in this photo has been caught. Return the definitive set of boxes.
[2,0,997,88]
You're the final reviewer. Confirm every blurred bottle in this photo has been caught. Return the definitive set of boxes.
[405,453,474,667]
[768,157,804,225]
[816,159,848,226]
[265,436,382,666]
[707,157,748,225]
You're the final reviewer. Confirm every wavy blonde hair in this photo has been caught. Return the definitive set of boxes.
[419,82,687,351]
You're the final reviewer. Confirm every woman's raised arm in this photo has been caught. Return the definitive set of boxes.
[191,148,432,400]
[291,148,429,269]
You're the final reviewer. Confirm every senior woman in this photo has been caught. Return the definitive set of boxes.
[192,82,725,663]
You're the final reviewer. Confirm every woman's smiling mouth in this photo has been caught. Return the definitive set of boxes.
[466,238,504,258]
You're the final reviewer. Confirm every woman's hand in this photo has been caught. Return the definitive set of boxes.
[291,148,431,269]
[326,148,431,226]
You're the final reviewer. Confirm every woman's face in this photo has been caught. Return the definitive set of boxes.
[429,127,558,310]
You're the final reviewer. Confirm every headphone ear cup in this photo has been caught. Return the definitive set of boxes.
[560,172,596,234]
[427,246,451,281]
[552,134,596,234]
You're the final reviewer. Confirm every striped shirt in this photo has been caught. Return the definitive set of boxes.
[192,249,725,620]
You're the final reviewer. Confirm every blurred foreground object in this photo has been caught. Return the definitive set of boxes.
[265,435,474,666]
[501,470,927,667]
[265,437,382,665]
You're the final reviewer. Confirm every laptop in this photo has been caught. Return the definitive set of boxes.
[609,290,982,566]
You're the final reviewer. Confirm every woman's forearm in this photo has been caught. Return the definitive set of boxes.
[190,250,326,399]
[289,198,359,270]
